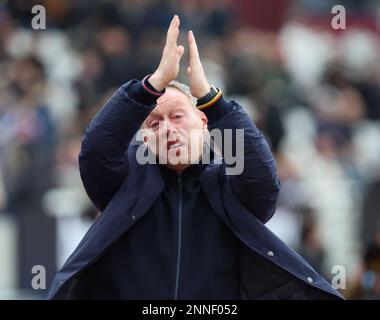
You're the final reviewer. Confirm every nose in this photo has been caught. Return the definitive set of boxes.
[160,119,177,138]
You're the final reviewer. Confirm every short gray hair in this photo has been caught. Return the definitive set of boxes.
[140,80,198,129]
[167,80,197,106]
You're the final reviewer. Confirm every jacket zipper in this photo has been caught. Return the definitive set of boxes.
[174,173,182,299]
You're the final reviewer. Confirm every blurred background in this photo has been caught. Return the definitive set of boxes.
[0,0,380,299]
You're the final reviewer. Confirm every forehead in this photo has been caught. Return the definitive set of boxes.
[150,87,192,116]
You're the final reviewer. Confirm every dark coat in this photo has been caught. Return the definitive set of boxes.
[47,80,343,299]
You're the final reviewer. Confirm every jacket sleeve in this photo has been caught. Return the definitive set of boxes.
[202,95,281,224]
[79,79,158,212]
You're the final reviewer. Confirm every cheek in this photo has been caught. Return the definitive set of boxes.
[146,133,159,149]
[181,117,203,134]
[186,128,204,148]
[188,119,204,137]
[146,133,171,155]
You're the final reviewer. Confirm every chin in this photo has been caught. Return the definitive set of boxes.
[166,163,190,173]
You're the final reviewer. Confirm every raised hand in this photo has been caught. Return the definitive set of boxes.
[149,15,185,92]
[186,30,210,99]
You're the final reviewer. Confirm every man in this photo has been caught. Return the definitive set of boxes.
[48,15,343,300]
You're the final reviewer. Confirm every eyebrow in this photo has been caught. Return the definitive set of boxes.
[147,110,161,118]
[145,116,159,128]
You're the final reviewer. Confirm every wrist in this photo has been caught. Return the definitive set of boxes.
[148,72,167,92]
[196,85,222,110]
[193,83,211,99]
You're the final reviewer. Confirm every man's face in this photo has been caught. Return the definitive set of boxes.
[143,87,208,172]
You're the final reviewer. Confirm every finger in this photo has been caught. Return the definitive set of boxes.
[165,16,176,44]
[166,15,180,47]
[166,15,176,35]
[187,66,191,75]
[188,30,200,66]
[176,45,185,60]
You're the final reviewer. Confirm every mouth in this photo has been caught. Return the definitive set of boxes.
[167,140,184,150]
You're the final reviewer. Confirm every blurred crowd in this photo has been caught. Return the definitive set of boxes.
[1,0,380,299]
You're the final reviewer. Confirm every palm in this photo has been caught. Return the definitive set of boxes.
[150,15,184,91]
[187,30,210,99]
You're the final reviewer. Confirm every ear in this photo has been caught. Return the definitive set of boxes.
[200,111,208,129]
[141,126,149,145]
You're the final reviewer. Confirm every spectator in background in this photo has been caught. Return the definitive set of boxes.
[361,173,380,246]
[0,55,57,291]
[0,56,55,215]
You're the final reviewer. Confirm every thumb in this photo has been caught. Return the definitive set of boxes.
[176,45,185,60]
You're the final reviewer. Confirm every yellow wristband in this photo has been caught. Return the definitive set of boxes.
[197,89,222,110]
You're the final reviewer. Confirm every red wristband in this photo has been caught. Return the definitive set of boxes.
[142,75,165,97]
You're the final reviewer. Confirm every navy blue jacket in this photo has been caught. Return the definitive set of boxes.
[47,80,343,299]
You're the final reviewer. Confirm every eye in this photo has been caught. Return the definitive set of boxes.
[174,114,183,119]
[149,121,159,129]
